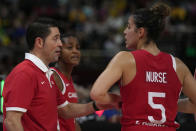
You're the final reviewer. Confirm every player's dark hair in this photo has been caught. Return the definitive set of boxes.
[60,33,78,44]
[133,2,170,44]
[26,17,59,50]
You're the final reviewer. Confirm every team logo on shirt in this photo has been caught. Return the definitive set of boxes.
[68,92,77,98]
[65,83,70,87]
[135,120,166,127]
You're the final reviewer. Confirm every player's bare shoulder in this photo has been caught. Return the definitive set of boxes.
[175,57,190,83]
[114,51,135,65]
[52,71,64,91]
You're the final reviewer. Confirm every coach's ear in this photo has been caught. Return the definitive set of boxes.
[34,37,44,49]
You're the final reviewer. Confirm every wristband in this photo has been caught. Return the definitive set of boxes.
[118,101,122,108]
[92,101,99,111]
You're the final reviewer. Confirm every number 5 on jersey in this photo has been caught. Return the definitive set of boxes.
[148,92,166,124]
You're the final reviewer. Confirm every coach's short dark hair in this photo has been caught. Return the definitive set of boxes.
[26,17,59,50]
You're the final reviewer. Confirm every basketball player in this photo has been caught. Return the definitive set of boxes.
[90,2,196,131]
[50,34,82,131]
[50,33,118,131]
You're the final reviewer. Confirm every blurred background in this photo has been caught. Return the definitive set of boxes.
[0,0,196,130]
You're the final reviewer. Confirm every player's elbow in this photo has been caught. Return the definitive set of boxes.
[90,89,98,101]
[90,88,105,103]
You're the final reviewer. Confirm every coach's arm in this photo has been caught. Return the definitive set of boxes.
[4,111,24,131]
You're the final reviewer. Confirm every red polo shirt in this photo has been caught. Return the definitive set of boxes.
[3,53,67,131]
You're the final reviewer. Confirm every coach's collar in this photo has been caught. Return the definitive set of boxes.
[25,53,48,73]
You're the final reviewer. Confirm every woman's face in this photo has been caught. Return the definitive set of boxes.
[124,16,140,49]
[60,36,81,66]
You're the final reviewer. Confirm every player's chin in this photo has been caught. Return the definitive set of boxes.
[71,61,80,66]
[125,42,134,49]
[71,58,80,64]
[125,42,130,49]
[125,41,128,46]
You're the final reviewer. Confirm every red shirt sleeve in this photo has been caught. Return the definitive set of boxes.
[4,71,36,110]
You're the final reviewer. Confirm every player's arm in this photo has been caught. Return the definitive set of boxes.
[53,71,64,92]
[4,111,24,131]
[178,98,196,113]
[58,101,95,119]
[90,51,129,105]
[58,101,116,119]
[181,66,196,106]
[176,58,196,112]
